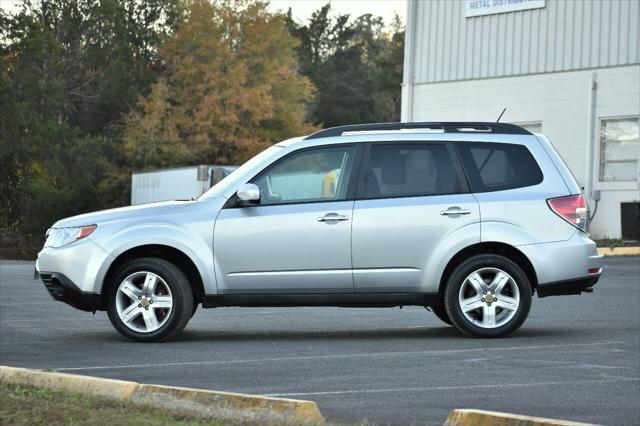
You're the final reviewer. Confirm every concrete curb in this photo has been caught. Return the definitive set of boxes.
[0,366,325,425]
[597,246,640,256]
[0,366,139,400]
[445,409,597,426]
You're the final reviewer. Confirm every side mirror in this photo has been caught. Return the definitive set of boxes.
[236,183,260,206]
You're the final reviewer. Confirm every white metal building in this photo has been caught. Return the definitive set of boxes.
[402,0,640,239]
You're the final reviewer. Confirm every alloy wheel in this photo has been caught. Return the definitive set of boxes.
[457,267,520,328]
[115,271,173,333]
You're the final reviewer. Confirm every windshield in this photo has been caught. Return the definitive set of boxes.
[198,145,285,200]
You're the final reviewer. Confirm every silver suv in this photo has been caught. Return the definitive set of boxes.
[36,122,604,342]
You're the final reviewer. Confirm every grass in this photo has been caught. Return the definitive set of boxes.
[594,238,638,249]
[0,382,352,426]
[0,382,230,426]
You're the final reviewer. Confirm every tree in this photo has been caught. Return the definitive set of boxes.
[369,14,405,123]
[0,0,403,254]
[123,80,184,169]
[286,3,404,127]
[123,0,315,168]
[0,0,180,249]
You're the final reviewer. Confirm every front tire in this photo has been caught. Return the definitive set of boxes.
[107,258,193,342]
[444,254,532,338]
[430,304,453,326]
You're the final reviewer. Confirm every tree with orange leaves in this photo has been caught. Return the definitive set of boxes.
[124,0,315,169]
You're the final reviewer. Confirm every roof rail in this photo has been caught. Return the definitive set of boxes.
[304,121,531,140]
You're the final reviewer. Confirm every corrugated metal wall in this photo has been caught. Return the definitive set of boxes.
[411,0,640,84]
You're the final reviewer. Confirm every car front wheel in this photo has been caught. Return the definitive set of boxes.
[444,254,532,338]
[107,258,193,342]
[430,304,453,326]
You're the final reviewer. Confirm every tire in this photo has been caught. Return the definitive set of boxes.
[430,304,453,326]
[444,254,532,338]
[107,258,193,342]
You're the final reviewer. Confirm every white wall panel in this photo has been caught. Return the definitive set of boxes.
[408,0,640,84]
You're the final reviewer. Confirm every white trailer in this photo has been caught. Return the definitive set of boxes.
[131,165,236,205]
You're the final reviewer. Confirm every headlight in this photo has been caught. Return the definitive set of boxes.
[44,225,97,248]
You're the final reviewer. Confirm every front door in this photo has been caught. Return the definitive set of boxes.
[214,144,360,294]
[351,142,480,292]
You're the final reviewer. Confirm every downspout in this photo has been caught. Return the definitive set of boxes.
[401,0,418,122]
[585,71,597,203]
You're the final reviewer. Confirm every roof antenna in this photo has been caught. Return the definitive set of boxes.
[496,107,507,123]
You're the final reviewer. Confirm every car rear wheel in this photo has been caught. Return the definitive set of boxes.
[444,254,532,338]
[107,258,193,342]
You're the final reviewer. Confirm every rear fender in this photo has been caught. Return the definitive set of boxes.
[482,220,548,246]
[420,222,481,293]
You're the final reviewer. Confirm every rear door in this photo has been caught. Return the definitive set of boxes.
[351,142,480,292]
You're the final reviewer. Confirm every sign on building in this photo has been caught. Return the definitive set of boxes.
[465,0,545,18]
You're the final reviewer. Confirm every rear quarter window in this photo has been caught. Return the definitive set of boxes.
[456,142,543,192]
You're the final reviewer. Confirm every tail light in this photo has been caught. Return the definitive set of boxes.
[547,195,588,232]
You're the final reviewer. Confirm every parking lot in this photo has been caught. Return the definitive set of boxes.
[1,256,639,425]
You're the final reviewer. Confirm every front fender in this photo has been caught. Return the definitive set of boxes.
[91,223,216,295]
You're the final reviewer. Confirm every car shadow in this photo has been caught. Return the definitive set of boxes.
[56,322,598,344]
[162,325,592,343]
[174,326,463,342]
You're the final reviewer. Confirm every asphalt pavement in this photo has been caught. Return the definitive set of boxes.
[1,257,639,425]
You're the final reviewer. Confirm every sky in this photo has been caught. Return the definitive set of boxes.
[0,0,17,12]
[0,0,407,26]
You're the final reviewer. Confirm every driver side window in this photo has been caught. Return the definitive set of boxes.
[254,146,356,205]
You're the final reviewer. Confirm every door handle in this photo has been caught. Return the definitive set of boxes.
[317,213,349,222]
[440,207,472,216]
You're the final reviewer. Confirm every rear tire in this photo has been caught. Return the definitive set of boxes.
[430,304,453,326]
[444,254,532,338]
[107,258,193,342]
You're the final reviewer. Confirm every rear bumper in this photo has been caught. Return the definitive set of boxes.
[37,271,103,312]
[518,231,604,286]
[536,273,601,298]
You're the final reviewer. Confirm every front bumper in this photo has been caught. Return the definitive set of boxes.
[37,271,103,311]
[36,237,113,294]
